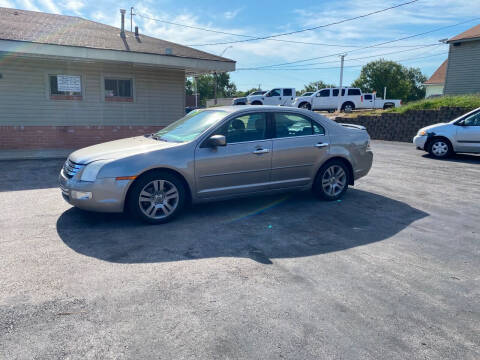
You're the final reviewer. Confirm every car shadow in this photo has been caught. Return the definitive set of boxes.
[56,189,428,264]
[421,153,480,164]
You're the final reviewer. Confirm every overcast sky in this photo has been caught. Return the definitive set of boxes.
[2,0,480,91]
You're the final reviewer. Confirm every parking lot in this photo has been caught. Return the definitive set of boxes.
[0,141,479,359]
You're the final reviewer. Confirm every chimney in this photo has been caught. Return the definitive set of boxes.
[120,9,126,37]
[135,26,139,37]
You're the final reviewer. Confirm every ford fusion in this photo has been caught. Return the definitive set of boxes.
[59,106,373,224]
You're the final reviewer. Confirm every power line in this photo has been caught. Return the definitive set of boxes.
[246,17,480,69]
[235,51,447,71]
[258,43,443,69]
[137,0,419,47]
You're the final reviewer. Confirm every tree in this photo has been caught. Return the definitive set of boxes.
[186,73,237,106]
[298,81,335,95]
[352,59,426,102]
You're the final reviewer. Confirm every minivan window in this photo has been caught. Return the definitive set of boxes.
[274,113,325,138]
[332,89,346,96]
[153,110,227,143]
[348,89,361,96]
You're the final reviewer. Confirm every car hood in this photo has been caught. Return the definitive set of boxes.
[420,123,448,133]
[69,136,182,164]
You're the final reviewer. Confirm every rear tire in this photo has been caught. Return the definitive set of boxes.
[427,138,453,159]
[313,160,349,201]
[341,102,355,113]
[128,171,186,224]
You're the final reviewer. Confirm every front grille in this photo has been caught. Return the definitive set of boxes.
[62,158,84,179]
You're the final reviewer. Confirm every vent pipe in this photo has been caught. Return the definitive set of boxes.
[120,9,126,37]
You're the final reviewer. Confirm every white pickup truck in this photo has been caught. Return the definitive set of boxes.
[360,93,402,109]
[292,87,363,112]
[247,88,296,106]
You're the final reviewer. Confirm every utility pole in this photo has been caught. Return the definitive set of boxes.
[336,54,346,113]
[130,7,135,32]
[383,86,387,100]
[214,72,218,105]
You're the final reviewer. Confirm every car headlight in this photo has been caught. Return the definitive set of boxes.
[80,160,110,182]
[418,130,427,136]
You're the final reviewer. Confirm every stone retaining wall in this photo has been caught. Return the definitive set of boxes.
[335,107,471,142]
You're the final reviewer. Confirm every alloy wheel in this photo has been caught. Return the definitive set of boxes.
[322,165,347,197]
[138,179,179,219]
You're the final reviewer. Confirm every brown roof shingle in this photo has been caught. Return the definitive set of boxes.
[424,59,448,85]
[0,7,234,63]
[448,23,480,42]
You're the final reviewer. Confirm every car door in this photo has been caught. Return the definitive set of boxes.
[282,88,294,106]
[194,112,273,198]
[363,94,373,109]
[455,111,480,153]
[264,88,282,105]
[312,89,331,110]
[270,112,330,188]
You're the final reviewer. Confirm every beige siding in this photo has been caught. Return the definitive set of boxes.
[444,40,480,95]
[0,57,185,126]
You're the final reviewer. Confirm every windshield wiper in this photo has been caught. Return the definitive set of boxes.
[147,133,168,142]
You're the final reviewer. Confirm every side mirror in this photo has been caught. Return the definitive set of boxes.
[207,134,226,147]
[455,120,465,126]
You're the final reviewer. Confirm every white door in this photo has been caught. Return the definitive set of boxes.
[282,88,295,106]
[363,94,374,108]
[455,111,480,153]
[311,89,331,110]
[263,88,282,105]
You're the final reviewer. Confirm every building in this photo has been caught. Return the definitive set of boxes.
[423,60,447,98]
[0,7,235,150]
[444,23,480,95]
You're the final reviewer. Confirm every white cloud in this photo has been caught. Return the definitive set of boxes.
[39,0,60,13]
[224,8,241,20]
[18,0,40,11]
[0,0,14,7]
[62,0,84,13]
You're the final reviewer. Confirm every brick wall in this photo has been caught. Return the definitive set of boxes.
[334,107,471,142]
[0,126,163,150]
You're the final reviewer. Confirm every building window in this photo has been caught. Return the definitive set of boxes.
[104,78,133,102]
[49,74,82,100]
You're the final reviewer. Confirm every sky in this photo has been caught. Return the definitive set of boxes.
[1,0,480,91]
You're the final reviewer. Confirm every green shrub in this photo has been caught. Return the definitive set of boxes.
[386,95,480,113]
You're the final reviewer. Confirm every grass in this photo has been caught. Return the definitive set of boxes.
[386,95,480,113]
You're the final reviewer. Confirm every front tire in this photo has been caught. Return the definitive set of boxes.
[313,161,349,201]
[128,171,186,224]
[251,101,262,105]
[299,102,311,110]
[427,138,453,159]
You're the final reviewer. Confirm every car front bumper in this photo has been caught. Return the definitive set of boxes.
[413,135,428,150]
[59,170,131,213]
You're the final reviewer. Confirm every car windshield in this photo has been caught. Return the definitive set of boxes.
[153,110,228,143]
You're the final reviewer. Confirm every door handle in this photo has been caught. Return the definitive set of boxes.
[253,148,270,154]
[315,142,329,148]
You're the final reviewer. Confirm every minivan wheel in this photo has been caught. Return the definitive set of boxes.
[427,138,452,158]
[313,161,349,201]
[128,171,186,224]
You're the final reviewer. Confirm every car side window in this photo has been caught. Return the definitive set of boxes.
[348,89,361,96]
[274,113,325,138]
[283,89,293,97]
[317,89,330,97]
[216,113,267,143]
[463,112,480,126]
[269,89,281,97]
[332,89,346,96]
[364,94,372,100]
